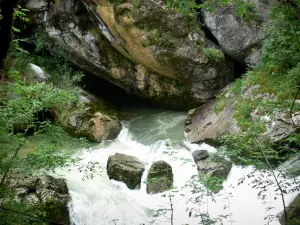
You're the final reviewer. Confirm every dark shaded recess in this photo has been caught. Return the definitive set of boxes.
[14,110,55,136]
[234,59,247,78]
[81,72,155,110]
[0,0,18,69]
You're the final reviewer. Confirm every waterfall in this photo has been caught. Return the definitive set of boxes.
[54,107,298,225]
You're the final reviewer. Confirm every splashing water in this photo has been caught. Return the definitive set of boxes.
[54,107,298,225]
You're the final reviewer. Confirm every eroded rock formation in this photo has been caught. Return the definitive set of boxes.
[26,0,237,109]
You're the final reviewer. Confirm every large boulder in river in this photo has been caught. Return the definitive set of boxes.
[107,153,145,189]
[146,160,173,194]
[195,154,232,178]
[202,0,277,64]
[193,153,232,193]
[4,174,70,225]
[27,0,234,109]
[57,91,122,142]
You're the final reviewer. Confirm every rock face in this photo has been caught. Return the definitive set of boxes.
[202,0,277,64]
[146,160,173,194]
[5,174,70,225]
[107,153,145,189]
[185,84,300,143]
[57,90,122,142]
[27,0,235,109]
[278,194,300,225]
[185,98,240,143]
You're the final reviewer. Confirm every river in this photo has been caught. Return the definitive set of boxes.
[55,105,298,225]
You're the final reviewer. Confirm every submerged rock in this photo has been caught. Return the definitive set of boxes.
[146,160,173,194]
[107,153,145,189]
[5,174,70,225]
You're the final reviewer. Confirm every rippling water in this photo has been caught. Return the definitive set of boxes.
[55,106,298,225]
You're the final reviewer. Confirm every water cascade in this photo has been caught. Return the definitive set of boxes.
[55,106,298,225]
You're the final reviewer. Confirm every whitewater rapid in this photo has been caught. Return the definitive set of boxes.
[54,108,298,225]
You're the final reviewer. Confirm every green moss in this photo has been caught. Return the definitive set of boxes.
[142,28,175,48]
[202,47,225,62]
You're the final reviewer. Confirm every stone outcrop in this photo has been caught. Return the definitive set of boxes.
[146,160,173,194]
[5,174,70,225]
[23,63,122,142]
[107,153,145,189]
[27,0,235,109]
[185,84,300,143]
[202,0,277,64]
[57,90,122,142]
[185,98,240,143]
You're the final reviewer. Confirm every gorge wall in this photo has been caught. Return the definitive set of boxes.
[25,0,274,109]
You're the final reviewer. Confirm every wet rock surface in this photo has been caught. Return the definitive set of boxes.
[146,160,173,194]
[107,153,145,189]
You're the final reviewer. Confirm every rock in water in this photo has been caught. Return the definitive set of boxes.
[107,153,145,189]
[147,161,173,194]
[195,153,232,193]
[192,150,210,162]
[57,91,122,142]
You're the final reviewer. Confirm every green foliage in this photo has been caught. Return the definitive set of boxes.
[142,28,174,48]
[217,4,300,169]
[202,47,225,62]
[201,176,225,193]
[165,0,259,24]
[166,0,201,21]
[200,0,259,23]
[10,5,30,54]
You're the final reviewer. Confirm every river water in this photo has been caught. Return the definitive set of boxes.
[55,106,298,225]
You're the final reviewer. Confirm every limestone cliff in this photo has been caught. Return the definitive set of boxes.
[26,0,235,109]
